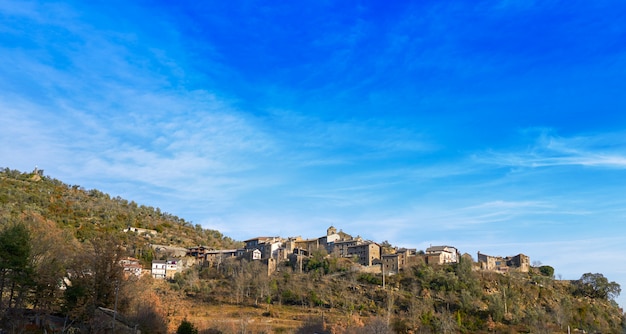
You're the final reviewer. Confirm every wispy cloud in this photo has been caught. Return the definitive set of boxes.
[266,110,436,161]
[0,2,282,216]
[1,1,442,221]
[3,0,626,308]
[411,200,556,230]
[476,130,626,169]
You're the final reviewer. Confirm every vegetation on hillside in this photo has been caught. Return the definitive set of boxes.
[1,168,624,333]
[0,168,238,332]
[167,255,623,333]
[0,167,240,248]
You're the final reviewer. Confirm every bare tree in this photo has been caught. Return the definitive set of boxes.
[63,235,127,322]
[362,316,392,334]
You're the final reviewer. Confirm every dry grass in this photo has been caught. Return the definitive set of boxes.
[166,300,354,333]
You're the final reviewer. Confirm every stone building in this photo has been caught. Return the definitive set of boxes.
[382,248,418,274]
[477,252,530,272]
[425,245,460,265]
[348,241,381,266]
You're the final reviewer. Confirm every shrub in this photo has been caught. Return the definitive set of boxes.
[176,319,199,334]
[539,265,554,277]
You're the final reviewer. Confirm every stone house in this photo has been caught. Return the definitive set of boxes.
[187,245,212,260]
[318,225,352,254]
[382,248,417,274]
[238,248,262,261]
[477,252,530,272]
[332,237,363,257]
[244,237,275,249]
[263,239,284,259]
[205,249,238,267]
[165,259,179,279]
[288,248,309,272]
[348,241,381,266]
[382,253,401,274]
[294,237,322,255]
[244,237,283,259]
[507,253,530,271]
[282,237,300,255]
[119,256,142,277]
[425,245,460,265]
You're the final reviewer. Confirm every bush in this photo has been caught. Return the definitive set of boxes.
[539,265,554,277]
[176,319,199,334]
[358,273,382,285]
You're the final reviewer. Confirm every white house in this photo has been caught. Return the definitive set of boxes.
[151,260,166,279]
[425,245,459,264]
[120,257,142,277]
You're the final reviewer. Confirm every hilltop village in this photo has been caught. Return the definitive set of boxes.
[123,225,530,280]
[3,169,624,333]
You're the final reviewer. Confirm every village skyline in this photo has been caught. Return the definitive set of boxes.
[128,224,532,283]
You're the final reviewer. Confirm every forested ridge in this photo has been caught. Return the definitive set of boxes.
[1,168,624,333]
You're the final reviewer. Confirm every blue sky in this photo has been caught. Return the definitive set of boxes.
[2,0,626,304]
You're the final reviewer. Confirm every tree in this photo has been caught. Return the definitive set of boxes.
[380,240,394,255]
[0,222,33,312]
[25,214,75,312]
[576,273,621,301]
[90,236,127,308]
[124,277,168,334]
[539,265,554,278]
[176,319,199,334]
[63,235,127,321]
[362,316,393,334]
[305,248,329,274]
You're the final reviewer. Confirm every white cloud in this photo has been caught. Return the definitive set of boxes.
[3,0,626,309]
[477,130,626,169]
[0,4,284,217]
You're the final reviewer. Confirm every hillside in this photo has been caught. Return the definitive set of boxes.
[0,167,240,249]
[1,167,625,334]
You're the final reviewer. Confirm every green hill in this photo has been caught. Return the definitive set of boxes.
[0,167,240,249]
[1,167,624,333]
